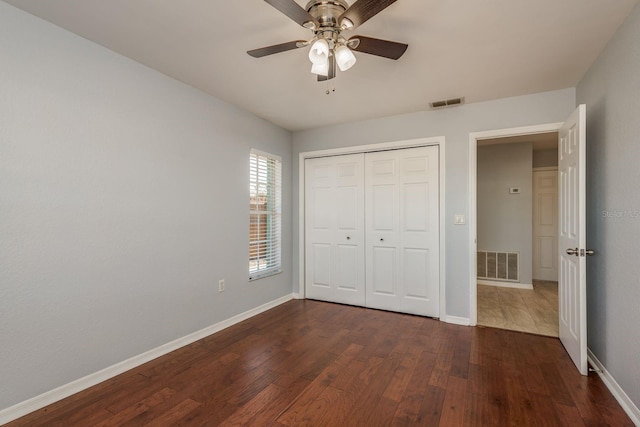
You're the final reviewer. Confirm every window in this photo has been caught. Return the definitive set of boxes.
[249,149,282,279]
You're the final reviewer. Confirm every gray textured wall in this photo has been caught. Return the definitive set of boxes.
[293,88,576,319]
[477,143,533,284]
[533,149,558,168]
[577,2,640,411]
[0,2,292,411]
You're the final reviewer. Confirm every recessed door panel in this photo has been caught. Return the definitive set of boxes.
[404,248,430,299]
[372,247,396,295]
[539,236,554,269]
[312,244,331,287]
[404,183,429,232]
[336,186,358,230]
[372,185,395,231]
[312,188,332,230]
[403,156,429,174]
[336,244,358,291]
[372,159,396,176]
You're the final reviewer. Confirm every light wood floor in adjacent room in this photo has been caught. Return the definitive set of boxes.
[7,299,631,426]
[478,280,559,337]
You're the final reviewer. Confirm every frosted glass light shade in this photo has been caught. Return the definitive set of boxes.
[335,45,356,71]
[308,39,329,65]
[311,60,329,76]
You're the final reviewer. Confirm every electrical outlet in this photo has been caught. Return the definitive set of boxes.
[218,279,225,292]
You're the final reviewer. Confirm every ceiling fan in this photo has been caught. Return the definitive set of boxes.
[247,0,408,81]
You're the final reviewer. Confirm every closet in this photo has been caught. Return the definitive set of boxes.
[304,146,440,317]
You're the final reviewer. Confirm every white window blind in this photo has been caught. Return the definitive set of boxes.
[249,150,282,279]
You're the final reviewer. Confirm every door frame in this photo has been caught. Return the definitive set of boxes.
[298,136,447,319]
[468,123,562,326]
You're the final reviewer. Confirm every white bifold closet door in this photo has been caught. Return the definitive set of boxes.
[304,146,439,317]
[365,147,440,316]
[305,154,366,306]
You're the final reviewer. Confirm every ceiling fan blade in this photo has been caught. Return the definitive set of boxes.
[318,55,336,81]
[339,0,398,30]
[247,40,307,58]
[349,36,408,60]
[264,0,319,29]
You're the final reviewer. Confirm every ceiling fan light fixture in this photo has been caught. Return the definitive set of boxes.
[311,60,329,76]
[335,45,356,71]
[308,38,329,64]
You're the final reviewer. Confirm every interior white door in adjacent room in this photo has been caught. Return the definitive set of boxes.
[365,146,440,317]
[533,170,559,281]
[558,104,588,375]
[305,154,365,306]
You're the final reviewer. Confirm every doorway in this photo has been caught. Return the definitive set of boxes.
[469,123,561,337]
[474,133,559,336]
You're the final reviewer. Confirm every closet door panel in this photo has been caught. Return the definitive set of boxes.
[398,147,440,316]
[366,146,440,317]
[305,154,365,306]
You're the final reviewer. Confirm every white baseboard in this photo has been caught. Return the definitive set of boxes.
[477,279,533,290]
[292,292,302,299]
[443,315,471,326]
[587,349,640,426]
[0,294,294,425]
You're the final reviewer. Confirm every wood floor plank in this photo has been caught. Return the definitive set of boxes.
[439,375,468,426]
[143,398,201,426]
[5,300,633,427]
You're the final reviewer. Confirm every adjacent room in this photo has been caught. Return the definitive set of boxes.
[476,133,560,337]
[1,0,639,425]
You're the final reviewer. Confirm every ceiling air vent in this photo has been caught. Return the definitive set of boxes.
[430,97,465,109]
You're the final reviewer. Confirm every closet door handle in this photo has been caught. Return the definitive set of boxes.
[346,236,351,240]
[380,238,384,242]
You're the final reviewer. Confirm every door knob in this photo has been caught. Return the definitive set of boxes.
[380,238,384,242]
[346,236,351,240]
[566,248,579,256]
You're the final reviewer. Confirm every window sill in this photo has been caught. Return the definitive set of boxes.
[249,269,283,282]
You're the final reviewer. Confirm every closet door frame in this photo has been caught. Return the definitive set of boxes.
[298,137,447,319]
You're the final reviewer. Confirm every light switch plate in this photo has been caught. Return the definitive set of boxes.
[454,214,466,225]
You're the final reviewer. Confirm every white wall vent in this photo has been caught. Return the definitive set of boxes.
[430,97,465,109]
[477,251,519,282]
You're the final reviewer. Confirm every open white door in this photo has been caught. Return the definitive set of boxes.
[558,104,588,375]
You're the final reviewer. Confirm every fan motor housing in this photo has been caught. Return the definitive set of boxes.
[306,0,349,28]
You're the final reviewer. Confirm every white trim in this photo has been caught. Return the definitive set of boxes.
[292,293,302,299]
[298,137,447,319]
[443,315,471,326]
[477,279,533,290]
[587,349,640,426]
[0,294,294,425]
[469,123,563,327]
[533,166,558,172]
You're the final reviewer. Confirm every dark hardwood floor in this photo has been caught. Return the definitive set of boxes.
[6,300,633,426]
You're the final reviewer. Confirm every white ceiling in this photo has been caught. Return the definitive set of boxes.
[4,0,638,131]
